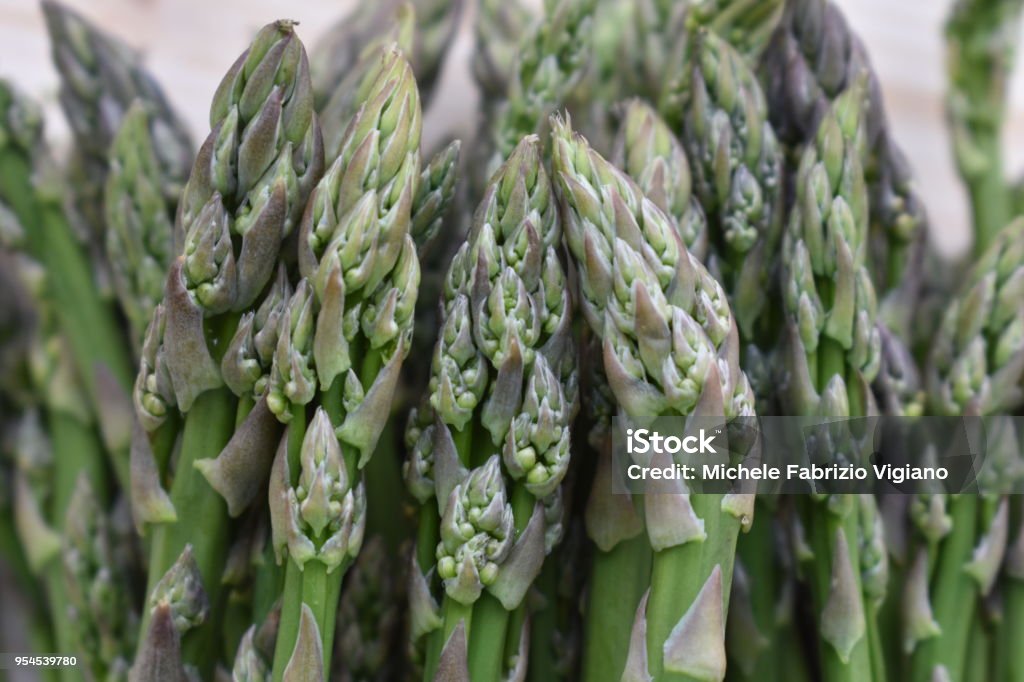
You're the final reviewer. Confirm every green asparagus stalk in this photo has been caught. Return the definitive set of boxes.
[104,101,187,352]
[331,536,403,680]
[473,0,533,107]
[484,0,595,173]
[62,475,139,680]
[0,80,134,477]
[3,156,127,681]
[650,21,790,428]
[268,45,423,679]
[131,545,210,681]
[317,4,415,160]
[312,0,462,112]
[926,218,1024,417]
[0,438,57,679]
[621,0,687,103]
[910,220,1024,682]
[136,20,323,676]
[688,0,785,62]
[1003,499,1024,682]
[553,115,756,681]
[613,99,709,261]
[409,135,574,681]
[780,76,885,682]
[780,76,880,416]
[575,333,649,682]
[412,139,462,255]
[666,29,784,350]
[762,0,928,335]
[40,0,191,294]
[945,0,1024,255]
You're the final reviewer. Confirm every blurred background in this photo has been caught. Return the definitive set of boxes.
[0,0,1022,257]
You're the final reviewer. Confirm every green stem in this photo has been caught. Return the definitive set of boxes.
[875,553,904,682]
[300,561,330,659]
[910,496,978,682]
[467,485,534,682]
[360,349,407,551]
[270,405,308,682]
[646,492,741,682]
[279,554,349,675]
[966,137,1010,257]
[43,566,82,682]
[49,412,108,524]
[648,541,705,677]
[271,559,304,682]
[252,539,283,625]
[963,612,990,682]
[866,605,887,682]
[817,337,847,396]
[1002,577,1024,681]
[0,512,56,682]
[150,414,180,474]
[424,598,474,680]
[467,594,510,682]
[582,533,652,682]
[416,504,439,573]
[731,503,779,682]
[140,387,236,676]
[805,501,871,682]
[527,561,558,682]
[46,410,107,682]
[0,151,133,486]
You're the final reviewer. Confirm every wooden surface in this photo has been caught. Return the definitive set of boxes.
[0,0,1022,256]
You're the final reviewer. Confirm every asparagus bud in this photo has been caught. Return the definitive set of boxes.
[614,99,708,260]
[928,217,1024,415]
[436,455,515,604]
[269,408,366,572]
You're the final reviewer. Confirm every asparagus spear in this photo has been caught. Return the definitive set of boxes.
[908,219,1024,682]
[780,77,885,682]
[613,99,709,261]
[131,546,210,681]
[473,0,533,107]
[484,0,596,173]
[667,29,784,349]
[312,0,462,112]
[0,80,134,475]
[62,476,139,680]
[688,0,785,61]
[621,0,687,103]
[412,139,462,254]
[762,0,928,336]
[2,209,112,678]
[553,115,756,682]
[136,21,323,676]
[927,218,1024,417]
[104,101,186,352]
[0,89,136,679]
[268,46,423,679]
[945,0,1024,255]
[1003,499,1024,681]
[40,0,192,293]
[410,135,574,681]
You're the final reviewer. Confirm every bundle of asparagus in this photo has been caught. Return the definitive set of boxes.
[2,1,1024,682]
